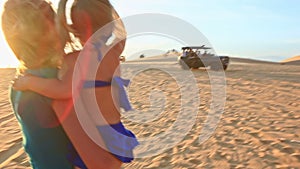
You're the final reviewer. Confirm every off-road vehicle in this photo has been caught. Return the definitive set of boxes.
[178,46,230,70]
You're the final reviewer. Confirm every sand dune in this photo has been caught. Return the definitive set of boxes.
[281,55,300,65]
[229,57,279,65]
[0,56,300,168]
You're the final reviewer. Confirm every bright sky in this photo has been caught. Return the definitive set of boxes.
[1,0,300,67]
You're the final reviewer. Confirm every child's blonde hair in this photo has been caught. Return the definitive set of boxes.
[57,0,126,48]
[2,0,65,71]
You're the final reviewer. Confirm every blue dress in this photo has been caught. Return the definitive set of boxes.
[82,38,139,163]
[84,77,139,163]
[10,68,75,169]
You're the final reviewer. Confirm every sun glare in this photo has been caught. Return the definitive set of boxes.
[0,1,19,68]
[0,0,75,68]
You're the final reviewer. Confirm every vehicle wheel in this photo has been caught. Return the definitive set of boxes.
[179,60,190,70]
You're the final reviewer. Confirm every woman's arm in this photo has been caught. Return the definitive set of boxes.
[13,52,78,99]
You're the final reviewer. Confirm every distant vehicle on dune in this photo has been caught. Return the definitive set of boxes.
[178,46,230,70]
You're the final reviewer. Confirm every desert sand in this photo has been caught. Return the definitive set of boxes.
[0,55,300,169]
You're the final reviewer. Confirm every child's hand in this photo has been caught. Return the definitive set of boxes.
[12,75,31,91]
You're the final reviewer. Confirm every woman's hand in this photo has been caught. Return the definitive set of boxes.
[12,75,32,91]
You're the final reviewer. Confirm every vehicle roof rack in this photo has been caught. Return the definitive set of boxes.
[182,45,211,50]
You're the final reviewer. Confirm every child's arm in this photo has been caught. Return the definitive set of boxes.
[14,74,71,99]
[13,52,78,99]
